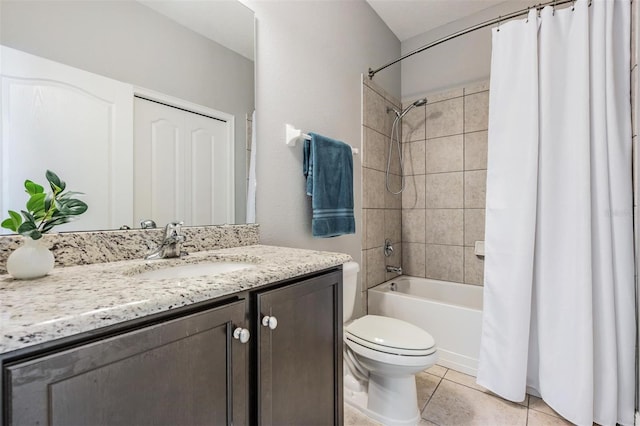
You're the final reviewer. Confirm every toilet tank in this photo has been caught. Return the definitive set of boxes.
[342,262,359,323]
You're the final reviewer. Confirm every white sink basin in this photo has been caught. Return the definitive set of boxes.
[135,262,255,280]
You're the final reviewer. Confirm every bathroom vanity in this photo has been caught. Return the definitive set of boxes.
[0,244,349,425]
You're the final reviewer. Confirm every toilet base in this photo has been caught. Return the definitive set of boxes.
[344,372,421,426]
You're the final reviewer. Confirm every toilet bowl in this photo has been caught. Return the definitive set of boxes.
[342,262,438,426]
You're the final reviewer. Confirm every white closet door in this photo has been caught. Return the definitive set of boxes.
[134,99,186,226]
[134,97,233,226]
[185,113,234,225]
[0,46,134,231]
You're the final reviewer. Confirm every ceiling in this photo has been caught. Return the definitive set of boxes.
[140,0,529,60]
[137,0,254,60]
[366,0,511,42]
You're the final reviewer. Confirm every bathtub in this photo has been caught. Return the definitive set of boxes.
[368,276,483,376]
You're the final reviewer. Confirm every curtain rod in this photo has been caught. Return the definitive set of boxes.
[368,0,578,80]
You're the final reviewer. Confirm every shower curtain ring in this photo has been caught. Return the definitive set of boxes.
[553,0,557,15]
[497,15,501,31]
[571,0,575,11]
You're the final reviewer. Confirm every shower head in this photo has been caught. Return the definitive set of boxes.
[413,98,427,107]
[399,98,427,118]
[387,98,428,119]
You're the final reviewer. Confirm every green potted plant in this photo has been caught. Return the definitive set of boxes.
[2,170,88,279]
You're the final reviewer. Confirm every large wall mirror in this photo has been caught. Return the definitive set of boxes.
[0,0,255,232]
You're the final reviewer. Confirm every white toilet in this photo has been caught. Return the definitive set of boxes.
[342,262,437,426]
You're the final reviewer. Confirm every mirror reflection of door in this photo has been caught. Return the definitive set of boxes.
[0,45,134,233]
[134,97,234,227]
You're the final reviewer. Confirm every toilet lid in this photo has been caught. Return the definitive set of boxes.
[345,315,435,355]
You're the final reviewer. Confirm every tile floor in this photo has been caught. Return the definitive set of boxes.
[344,365,574,426]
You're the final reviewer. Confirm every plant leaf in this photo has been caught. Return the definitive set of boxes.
[24,180,44,196]
[26,193,46,214]
[32,210,47,221]
[46,170,66,193]
[56,198,88,216]
[17,221,42,240]
[26,229,43,240]
[44,193,53,213]
[9,210,21,223]
[10,171,87,235]
[20,210,37,226]
[1,210,23,232]
[1,218,16,232]
[41,216,71,232]
[57,191,85,200]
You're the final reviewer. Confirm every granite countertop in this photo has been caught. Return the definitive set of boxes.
[0,245,351,355]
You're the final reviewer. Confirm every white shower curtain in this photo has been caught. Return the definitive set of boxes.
[476,1,635,425]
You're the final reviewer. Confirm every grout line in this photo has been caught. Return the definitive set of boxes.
[462,90,467,285]
[425,131,467,140]
[441,376,488,396]
[423,128,489,142]
[422,375,445,420]
[364,81,401,108]
[363,123,394,140]
[403,166,487,177]
[426,169,465,176]
[421,101,428,277]
[442,376,530,411]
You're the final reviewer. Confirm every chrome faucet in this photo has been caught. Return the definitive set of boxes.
[384,239,394,257]
[145,221,185,260]
[140,219,157,229]
[386,265,403,274]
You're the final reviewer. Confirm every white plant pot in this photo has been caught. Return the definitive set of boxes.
[7,238,55,279]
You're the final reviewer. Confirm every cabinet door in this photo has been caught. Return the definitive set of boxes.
[5,300,248,426]
[255,270,343,426]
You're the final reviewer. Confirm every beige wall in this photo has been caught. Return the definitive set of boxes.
[361,78,403,311]
[360,78,489,316]
[245,0,401,319]
[400,82,488,285]
[400,0,532,99]
[362,79,489,310]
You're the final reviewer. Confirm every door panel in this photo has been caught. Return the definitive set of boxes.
[256,271,343,426]
[134,97,233,226]
[0,45,133,231]
[6,300,248,426]
[134,100,186,224]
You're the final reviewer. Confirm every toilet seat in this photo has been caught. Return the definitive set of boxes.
[345,336,438,368]
[341,264,438,426]
[346,333,436,356]
[345,315,436,357]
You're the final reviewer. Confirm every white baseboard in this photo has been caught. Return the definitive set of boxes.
[435,348,478,376]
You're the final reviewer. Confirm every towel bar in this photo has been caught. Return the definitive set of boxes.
[285,124,359,155]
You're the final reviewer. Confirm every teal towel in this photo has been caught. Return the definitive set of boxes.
[303,133,355,238]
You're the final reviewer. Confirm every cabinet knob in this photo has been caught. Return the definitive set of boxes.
[233,327,250,343]
[261,315,278,330]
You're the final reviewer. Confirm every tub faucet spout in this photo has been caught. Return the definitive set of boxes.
[386,265,402,274]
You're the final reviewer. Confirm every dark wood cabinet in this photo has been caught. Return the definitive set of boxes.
[4,299,248,426]
[254,270,343,426]
[1,268,342,426]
